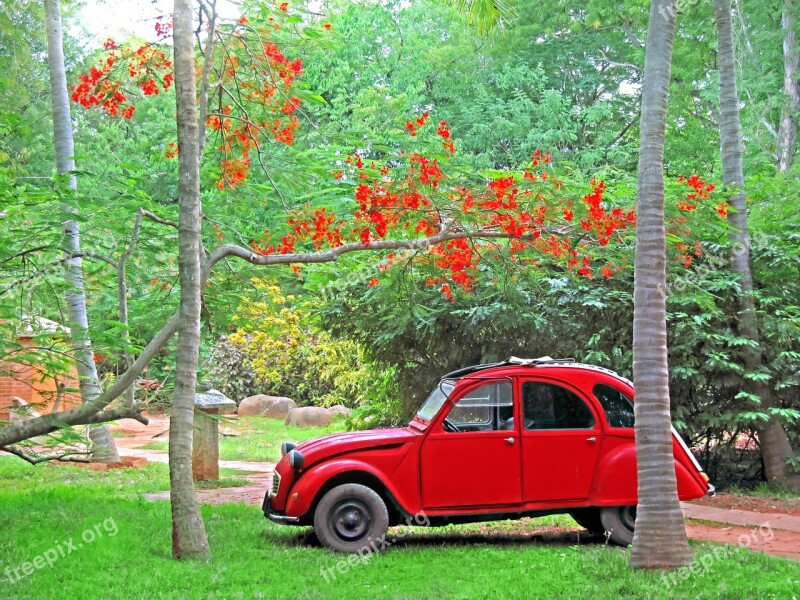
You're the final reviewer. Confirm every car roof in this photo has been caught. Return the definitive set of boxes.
[443,356,633,388]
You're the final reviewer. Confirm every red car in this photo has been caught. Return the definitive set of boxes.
[263,357,712,552]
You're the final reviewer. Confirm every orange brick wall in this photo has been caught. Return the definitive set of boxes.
[0,336,82,421]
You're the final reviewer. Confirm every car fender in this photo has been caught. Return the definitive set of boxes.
[591,443,706,506]
[284,458,417,519]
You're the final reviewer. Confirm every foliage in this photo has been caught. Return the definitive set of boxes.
[0,0,798,490]
[205,279,378,408]
[316,170,800,486]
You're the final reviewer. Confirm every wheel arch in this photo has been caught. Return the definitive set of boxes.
[289,462,411,526]
[308,470,407,526]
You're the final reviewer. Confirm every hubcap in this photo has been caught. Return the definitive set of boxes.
[329,499,372,542]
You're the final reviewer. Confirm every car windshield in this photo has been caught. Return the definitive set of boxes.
[416,380,455,422]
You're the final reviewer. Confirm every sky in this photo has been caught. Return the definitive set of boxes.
[75,0,241,44]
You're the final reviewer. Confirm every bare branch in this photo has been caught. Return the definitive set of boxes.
[0,251,118,298]
[202,227,562,275]
[198,0,218,156]
[118,210,145,407]
[1,445,91,464]
[0,311,176,447]
[0,246,54,264]
[141,210,179,229]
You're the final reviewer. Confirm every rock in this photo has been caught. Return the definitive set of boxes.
[329,404,352,418]
[238,395,297,418]
[194,389,236,414]
[285,406,334,427]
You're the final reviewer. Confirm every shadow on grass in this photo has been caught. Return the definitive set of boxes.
[270,527,609,551]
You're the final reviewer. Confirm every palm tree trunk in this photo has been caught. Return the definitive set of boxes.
[169,0,210,560]
[44,0,119,463]
[629,0,692,569]
[714,0,800,491]
[778,0,799,172]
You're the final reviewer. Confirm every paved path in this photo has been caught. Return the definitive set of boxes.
[112,415,276,505]
[682,502,800,533]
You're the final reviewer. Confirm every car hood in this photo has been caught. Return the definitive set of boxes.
[294,427,417,464]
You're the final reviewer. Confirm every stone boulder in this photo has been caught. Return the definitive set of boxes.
[328,405,352,418]
[238,394,297,418]
[285,406,334,427]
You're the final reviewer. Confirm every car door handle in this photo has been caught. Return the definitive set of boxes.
[504,437,515,445]
[587,437,597,443]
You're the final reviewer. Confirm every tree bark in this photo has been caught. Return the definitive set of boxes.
[714,0,800,491]
[629,0,692,569]
[169,0,211,560]
[44,0,119,463]
[778,0,800,172]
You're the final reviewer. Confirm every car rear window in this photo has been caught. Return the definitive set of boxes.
[594,383,635,428]
[522,382,595,430]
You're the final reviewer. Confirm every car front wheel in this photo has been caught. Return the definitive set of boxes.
[600,505,636,546]
[313,483,389,553]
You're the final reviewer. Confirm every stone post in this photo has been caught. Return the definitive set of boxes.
[192,389,236,481]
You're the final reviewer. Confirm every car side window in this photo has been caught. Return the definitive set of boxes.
[522,382,595,430]
[594,383,635,428]
[446,381,513,432]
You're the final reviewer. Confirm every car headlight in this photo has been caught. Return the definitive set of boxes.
[287,449,305,470]
[281,441,296,457]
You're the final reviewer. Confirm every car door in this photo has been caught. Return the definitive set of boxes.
[420,379,522,510]
[520,378,602,503]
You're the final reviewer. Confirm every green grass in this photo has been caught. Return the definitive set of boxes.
[728,482,800,502]
[138,416,346,463]
[194,477,251,490]
[0,457,797,599]
[218,467,259,477]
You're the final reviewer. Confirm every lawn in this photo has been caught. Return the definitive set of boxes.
[139,416,345,463]
[0,458,797,599]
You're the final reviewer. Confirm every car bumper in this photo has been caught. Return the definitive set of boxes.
[262,493,301,525]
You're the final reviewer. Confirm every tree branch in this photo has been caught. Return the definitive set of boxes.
[198,0,218,156]
[0,252,118,298]
[0,226,557,449]
[1,445,91,464]
[202,227,556,274]
[141,210,179,229]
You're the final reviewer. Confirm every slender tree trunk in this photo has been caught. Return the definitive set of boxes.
[44,0,119,463]
[778,0,799,172]
[629,0,691,569]
[714,0,800,491]
[169,0,210,560]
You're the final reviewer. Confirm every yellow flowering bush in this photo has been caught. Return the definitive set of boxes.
[206,279,369,406]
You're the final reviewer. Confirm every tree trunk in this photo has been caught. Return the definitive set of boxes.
[629,0,691,569]
[44,0,119,463]
[714,0,800,491]
[778,0,799,172]
[169,0,210,560]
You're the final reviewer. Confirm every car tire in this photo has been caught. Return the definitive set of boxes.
[569,509,604,534]
[313,483,389,553]
[600,505,636,546]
